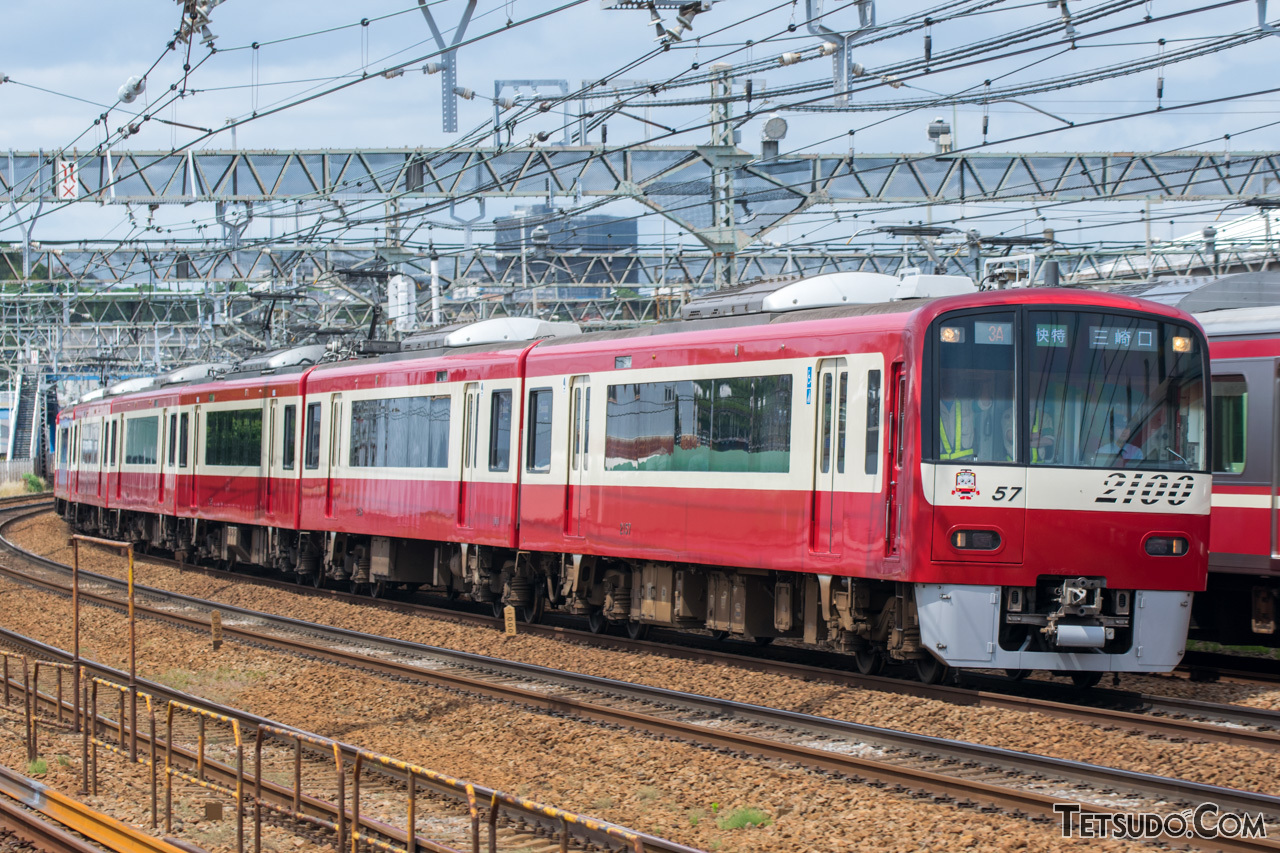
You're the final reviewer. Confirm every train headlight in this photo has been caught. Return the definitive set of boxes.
[940,326,965,344]
[1144,536,1188,556]
[1171,335,1193,353]
[952,529,1001,550]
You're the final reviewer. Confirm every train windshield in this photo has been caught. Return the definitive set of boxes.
[1026,310,1205,471]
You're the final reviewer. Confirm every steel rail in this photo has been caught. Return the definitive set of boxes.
[0,625,705,853]
[1,544,1278,853]
[7,509,1278,752]
[0,763,193,853]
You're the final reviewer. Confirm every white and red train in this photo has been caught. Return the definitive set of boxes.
[1193,305,1280,645]
[52,275,1212,683]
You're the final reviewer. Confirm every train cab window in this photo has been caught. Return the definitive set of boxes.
[204,409,262,467]
[124,416,159,465]
[527,388,553,473]
[178,414,189,468]
[1027,310,1205,470]
[865,370,881,475]
[168,414,178,466]
[58,428,69,465]
[489,390,512,472]
[934,313,1017,464]
[1211,375,1247,474]
[109,421,117,466]
[282,405,297,470]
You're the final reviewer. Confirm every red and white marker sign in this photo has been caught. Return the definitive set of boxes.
[56,160,79,200]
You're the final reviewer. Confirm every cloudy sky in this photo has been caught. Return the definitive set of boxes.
[2,0,1277,250]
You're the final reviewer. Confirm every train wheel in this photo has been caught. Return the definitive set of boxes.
[586,609,608,634]
[1005,669,1032,681]
[710,630,729,642]
[491,600,504,619]
[311,571,325,589]
[625,621,650,641]
[369,580,389,599]
[1069,672,1103,689]
[914,656,950,685]
[519,596,543,624]
[855,649,885,676]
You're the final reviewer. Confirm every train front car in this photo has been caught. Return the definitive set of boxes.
[914,294,1210,682]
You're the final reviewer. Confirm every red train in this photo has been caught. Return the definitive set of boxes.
[53,275,1212,684]
[1194,305,1280,645]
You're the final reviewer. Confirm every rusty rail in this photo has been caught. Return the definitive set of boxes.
[0,631,702,853]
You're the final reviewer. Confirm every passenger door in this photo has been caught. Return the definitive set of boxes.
[325,395,341,518]
[459,383,481,528]
[810,359,848,555]
[885,363,905,556]
[565,376,591,537]
[266,399,277,515]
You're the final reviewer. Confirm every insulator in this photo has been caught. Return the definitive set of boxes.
[779,52,802,66]
[496,97,517,110]
[820,42,837,56]
[1157,76,1164,100]
[453,86,475,101]
[423,62,443,75]
[850,62,865,78]
[924,34,932,64]
[982,114,989,139]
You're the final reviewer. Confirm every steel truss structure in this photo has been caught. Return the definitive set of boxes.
[6,147,1280,248]
[4,238,1278,379]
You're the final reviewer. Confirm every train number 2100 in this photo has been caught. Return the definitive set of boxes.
[1094,472,1196,506]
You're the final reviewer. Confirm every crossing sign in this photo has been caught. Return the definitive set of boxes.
[56,160,79,200]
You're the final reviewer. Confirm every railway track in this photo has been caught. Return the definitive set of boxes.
[8,505,1278,752]
[0,762,189,853]
[0,523,1278,852]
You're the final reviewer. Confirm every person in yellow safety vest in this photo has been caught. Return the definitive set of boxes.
[938,372,975,461]
[1030,411,1056,463]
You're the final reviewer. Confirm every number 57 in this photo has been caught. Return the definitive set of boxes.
[992,486,1022,501]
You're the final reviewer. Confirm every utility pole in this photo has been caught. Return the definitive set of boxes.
[706,64,740,290]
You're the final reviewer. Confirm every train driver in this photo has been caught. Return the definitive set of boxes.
[938,369,976,462]
[1095,411,1144,464]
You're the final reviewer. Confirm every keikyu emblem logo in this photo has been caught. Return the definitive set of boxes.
[952,469,979,500]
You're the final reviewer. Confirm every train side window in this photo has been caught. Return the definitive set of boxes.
[59,428,69,465]
[124,416,159,465]
[204,409,262,467]
[526,388,553,473]
[179,414,189,468]
[820,373,833,474]
[1211,375,1247,474]
[865,370,881,475]
[282,405,297,470]
[836,371,848,474]
[109,421,117,466]
[304,403,322,469]
[489,390,512,472]
[168,414,178,466]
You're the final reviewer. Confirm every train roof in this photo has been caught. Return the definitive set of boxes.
[1114,271,1280,314]
[1195,305,1280,339]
